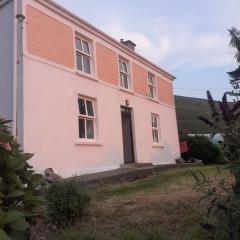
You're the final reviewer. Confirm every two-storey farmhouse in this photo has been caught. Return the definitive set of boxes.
[0,0,180,177]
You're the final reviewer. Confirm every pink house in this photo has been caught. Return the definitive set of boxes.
[0,0,180,177]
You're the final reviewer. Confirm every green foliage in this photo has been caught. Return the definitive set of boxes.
[194,27,240,239]
[181,136,224,164]
[0,118,46,239]
[191,168,240,240]
[47,179,90,228]
[228,28,240,93]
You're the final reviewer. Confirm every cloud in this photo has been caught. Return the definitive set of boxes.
[103,22,170,64]
[101,18,234,71]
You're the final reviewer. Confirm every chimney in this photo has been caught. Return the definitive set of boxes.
[120,39,136,51]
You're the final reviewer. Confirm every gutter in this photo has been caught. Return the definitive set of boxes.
[35,0,176,81]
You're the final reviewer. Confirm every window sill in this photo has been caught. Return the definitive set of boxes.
[148,98,159,103]
[75,70,98,82]
[152,143,164,148]
[119,87,135,95]
[75,140,102,146]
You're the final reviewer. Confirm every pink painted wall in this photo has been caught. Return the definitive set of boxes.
[19,0,180,177]
[23,58,180,176]
[132,63,147,96]
[96,43,119,85]
[157,77,175,106]
[26,5,74,69]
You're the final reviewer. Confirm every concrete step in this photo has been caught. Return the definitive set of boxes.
[120,163,153,169]
[72,163,203,188]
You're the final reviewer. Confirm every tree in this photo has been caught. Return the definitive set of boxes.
[0,118,46,240]
[194,28,240,240]
[227,28,240,98]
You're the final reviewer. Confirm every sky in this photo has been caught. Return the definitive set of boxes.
[55,0,240,100]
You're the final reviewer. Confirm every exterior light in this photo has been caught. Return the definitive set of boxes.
[15,14,25,22]
[125,99,130,107]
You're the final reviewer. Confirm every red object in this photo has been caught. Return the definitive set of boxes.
[180,141,188,153]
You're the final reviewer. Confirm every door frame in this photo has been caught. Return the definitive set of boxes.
[120,106,136,164]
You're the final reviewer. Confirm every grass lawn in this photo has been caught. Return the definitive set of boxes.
[51,165,230,240]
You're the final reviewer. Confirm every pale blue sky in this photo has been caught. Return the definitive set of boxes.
[55,0,240,100]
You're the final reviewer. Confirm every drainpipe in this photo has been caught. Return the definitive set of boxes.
[14,0,24,144]
[12,0,18,137]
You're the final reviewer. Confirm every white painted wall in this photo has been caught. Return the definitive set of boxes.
[0,0,14,121]
[23,58,180,177]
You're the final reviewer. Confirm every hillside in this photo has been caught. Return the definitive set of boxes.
[174,95,214,134]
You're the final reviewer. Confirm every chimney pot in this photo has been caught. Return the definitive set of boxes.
[120,39,136,51]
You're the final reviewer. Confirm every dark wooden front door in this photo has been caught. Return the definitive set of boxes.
[121,106,135,163]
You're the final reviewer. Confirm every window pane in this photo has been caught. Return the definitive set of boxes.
[120,73,129,89]
[152,129,159,143]
[86,120,94,139]
[82,40,90,55]
[124,75,129,89]
[78,98,86,115]
[149,86,154,99]
[83,56,91,74]
[79,118,85,138]
[76,54,82,71]
[86,100,94,116]
[120,73,124,87]
[76,38,82,51]
[148,74,155,85]
[155,130,159,142]
[122,62,128,73]
[152,116,157,127]
[152,129,155,142]
[119,60,123,71]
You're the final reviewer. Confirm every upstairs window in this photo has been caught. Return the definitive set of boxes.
[75,36,91,74]
[148,73,157,99]
[119,58,130,90]
[151,114,160,143]
[78,96,96,140]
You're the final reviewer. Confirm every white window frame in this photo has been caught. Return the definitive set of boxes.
[151,114,160,143]
[77,96,96,142]
[75,36,92,74]
[119,57,131,90]
[148,73,157,100]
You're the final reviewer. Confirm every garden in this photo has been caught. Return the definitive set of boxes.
[1,27,240,240]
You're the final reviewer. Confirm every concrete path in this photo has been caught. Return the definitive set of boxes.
[71,163,202,187]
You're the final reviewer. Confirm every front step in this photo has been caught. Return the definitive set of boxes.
[120,163,153,169]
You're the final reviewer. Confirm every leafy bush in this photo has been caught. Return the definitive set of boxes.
[181,135,224,164]
[192,28,240,239]
[47,179,90,228]
[0,118,46,240]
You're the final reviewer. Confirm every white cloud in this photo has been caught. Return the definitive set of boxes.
[101,19,234,71]
[103,22,170,64]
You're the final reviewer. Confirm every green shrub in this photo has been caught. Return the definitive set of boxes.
[47,179,90,228]
[0,118,46,240]
[181,136,224,164]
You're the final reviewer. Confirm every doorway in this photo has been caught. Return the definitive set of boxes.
[121,106,135,163]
